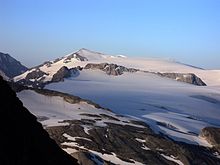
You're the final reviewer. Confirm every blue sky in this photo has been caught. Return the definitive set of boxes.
[0,0,220,68]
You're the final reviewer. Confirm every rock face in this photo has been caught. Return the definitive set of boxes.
[26,69,48,80]
[84,63,138,76]
[47,119,220,165]
[0,52,28,78]
[200,127,220,151]
[52,66,78,82]
[0,76,78,165]
[158,72,206,86]
[16,66,79,88]
[15,69,49,88]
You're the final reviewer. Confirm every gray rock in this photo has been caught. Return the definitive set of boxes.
[46,117,220,165]
[52,66,71,82]
[18,87,219,165]
[158,72,206,86]
[84,63,138,76]
[26,69,47,80]
[52,66,79,82]
[200,127,220,151]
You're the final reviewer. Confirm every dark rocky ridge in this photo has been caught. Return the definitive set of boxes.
[84,63,139,76]
[0,76,78,165]
[47,119,220,165]
[26,69,48,80]
[200,127,220,152]
[0,52,28,78]
[158,72,206,86]
[52,66,79,82]
[84,63,206,85]
[16,66,81,88]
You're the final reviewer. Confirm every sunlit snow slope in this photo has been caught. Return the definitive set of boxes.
[14,48,220,86]
[47,69,220,146]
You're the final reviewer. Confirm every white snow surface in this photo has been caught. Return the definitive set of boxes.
[17,89,141,128]
[88,150,144,165]
[46,69,220,146]
[161,154,184,165]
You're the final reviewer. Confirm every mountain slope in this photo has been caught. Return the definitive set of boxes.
[13,48,212,88]
[14,49,220,86]
[17,87,220,165]
[46,69,220,146]
[0,52,28,78]
[0,76,78,165]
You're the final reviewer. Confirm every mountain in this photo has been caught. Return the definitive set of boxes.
[0,76,78,165]
[14,48,211,87]
[12,49,220,144]
[0,52,28,78]
[17,87,220,165]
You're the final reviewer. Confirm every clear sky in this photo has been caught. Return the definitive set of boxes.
[0,0,220,69]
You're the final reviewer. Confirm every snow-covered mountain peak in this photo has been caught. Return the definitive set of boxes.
[72,48,107,60]
[13,48,220,87]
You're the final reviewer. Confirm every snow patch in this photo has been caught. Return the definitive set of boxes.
[161,154,184,165]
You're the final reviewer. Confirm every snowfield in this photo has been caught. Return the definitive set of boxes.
[46,69,220,146]
[17,89,142,128]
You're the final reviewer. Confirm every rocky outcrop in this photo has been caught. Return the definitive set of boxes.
[84,63,138,76]
[200,127,220,151]
[14,69,49,88]
[0,52,28,78]
[52,66,72,82]
[0,76,78,165]
[26,69,48,80]
[16,66,79,88]
[52,66,79,82]
[158,72,206,86]
[47,119,220,165]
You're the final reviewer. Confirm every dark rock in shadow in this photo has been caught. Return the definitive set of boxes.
[0,76,78,165]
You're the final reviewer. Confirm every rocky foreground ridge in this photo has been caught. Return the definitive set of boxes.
[0,76,78,165]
